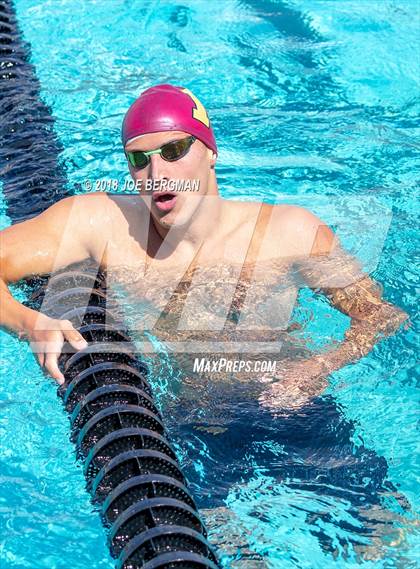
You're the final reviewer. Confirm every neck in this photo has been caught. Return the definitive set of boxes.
[151,174,223,250]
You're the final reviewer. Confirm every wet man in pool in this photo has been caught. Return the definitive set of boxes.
[0,84,407,399]
[0,84,410,560]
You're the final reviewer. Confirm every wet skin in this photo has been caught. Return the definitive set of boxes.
[0,130,408,404]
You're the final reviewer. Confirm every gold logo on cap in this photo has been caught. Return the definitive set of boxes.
[181,87,210,128]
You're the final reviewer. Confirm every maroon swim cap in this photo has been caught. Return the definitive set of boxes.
[122,84,217,155]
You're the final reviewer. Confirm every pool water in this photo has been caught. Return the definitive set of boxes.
[0,0,419,567]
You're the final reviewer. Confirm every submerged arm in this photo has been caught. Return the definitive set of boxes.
[297,225,409,375]
[259,209,409,410]
[317,274,408,374]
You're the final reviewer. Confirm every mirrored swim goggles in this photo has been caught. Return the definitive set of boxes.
[125,135,196,170]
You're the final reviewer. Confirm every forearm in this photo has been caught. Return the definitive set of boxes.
[258,301,409,411]
[318,302,409,374]
[0,278,38,337]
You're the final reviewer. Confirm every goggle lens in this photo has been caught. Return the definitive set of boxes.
[126,136,196,170]
[161,137,194,161]
[127,152,148,169]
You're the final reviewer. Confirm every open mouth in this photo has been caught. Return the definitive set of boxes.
[152,191,177,212]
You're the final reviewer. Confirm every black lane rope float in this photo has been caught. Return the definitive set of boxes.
[0,0,70,223]
[33,268,220,569]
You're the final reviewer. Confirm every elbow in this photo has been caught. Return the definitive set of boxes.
[0,254,13,286]
[370,303,409,336]
[388,305,409,330]
[0,254,8,284]
[348,303,409,340]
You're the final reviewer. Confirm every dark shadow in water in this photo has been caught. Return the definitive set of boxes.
[167,389,410,556]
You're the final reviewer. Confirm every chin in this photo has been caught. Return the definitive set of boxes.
[158,209,195,229]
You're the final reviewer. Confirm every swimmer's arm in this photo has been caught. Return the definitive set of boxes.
[259,274,409,410]
[260,208,409,409]
[293,209,409,375]
[0,196,91,332]
[315,277,409,374]
[0,194,110,381]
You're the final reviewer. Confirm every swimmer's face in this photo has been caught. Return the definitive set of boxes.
[125,130,216,228]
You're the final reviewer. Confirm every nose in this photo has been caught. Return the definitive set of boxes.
[148,153,168,181]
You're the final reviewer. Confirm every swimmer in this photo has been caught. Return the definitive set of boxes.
[0,84,408,407]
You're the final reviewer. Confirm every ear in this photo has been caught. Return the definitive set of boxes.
[208,149,217,170]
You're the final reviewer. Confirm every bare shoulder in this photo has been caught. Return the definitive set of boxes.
[36,191,114,223]
[271,203,323,225]
[0,192,113,282]
[70,191,120,216]
[270,204,337,256]
[46,192,118,239]
[71,192,147,263]
[69,192,146,232]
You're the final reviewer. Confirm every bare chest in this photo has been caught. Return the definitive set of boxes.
[108,256,297,337]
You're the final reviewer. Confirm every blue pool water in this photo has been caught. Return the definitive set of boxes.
[0,0,419,567]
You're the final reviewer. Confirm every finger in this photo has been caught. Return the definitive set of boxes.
[37,352,45,367]
[44,352,65,385]
[62,327,88,350]
[43,334,65,383]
